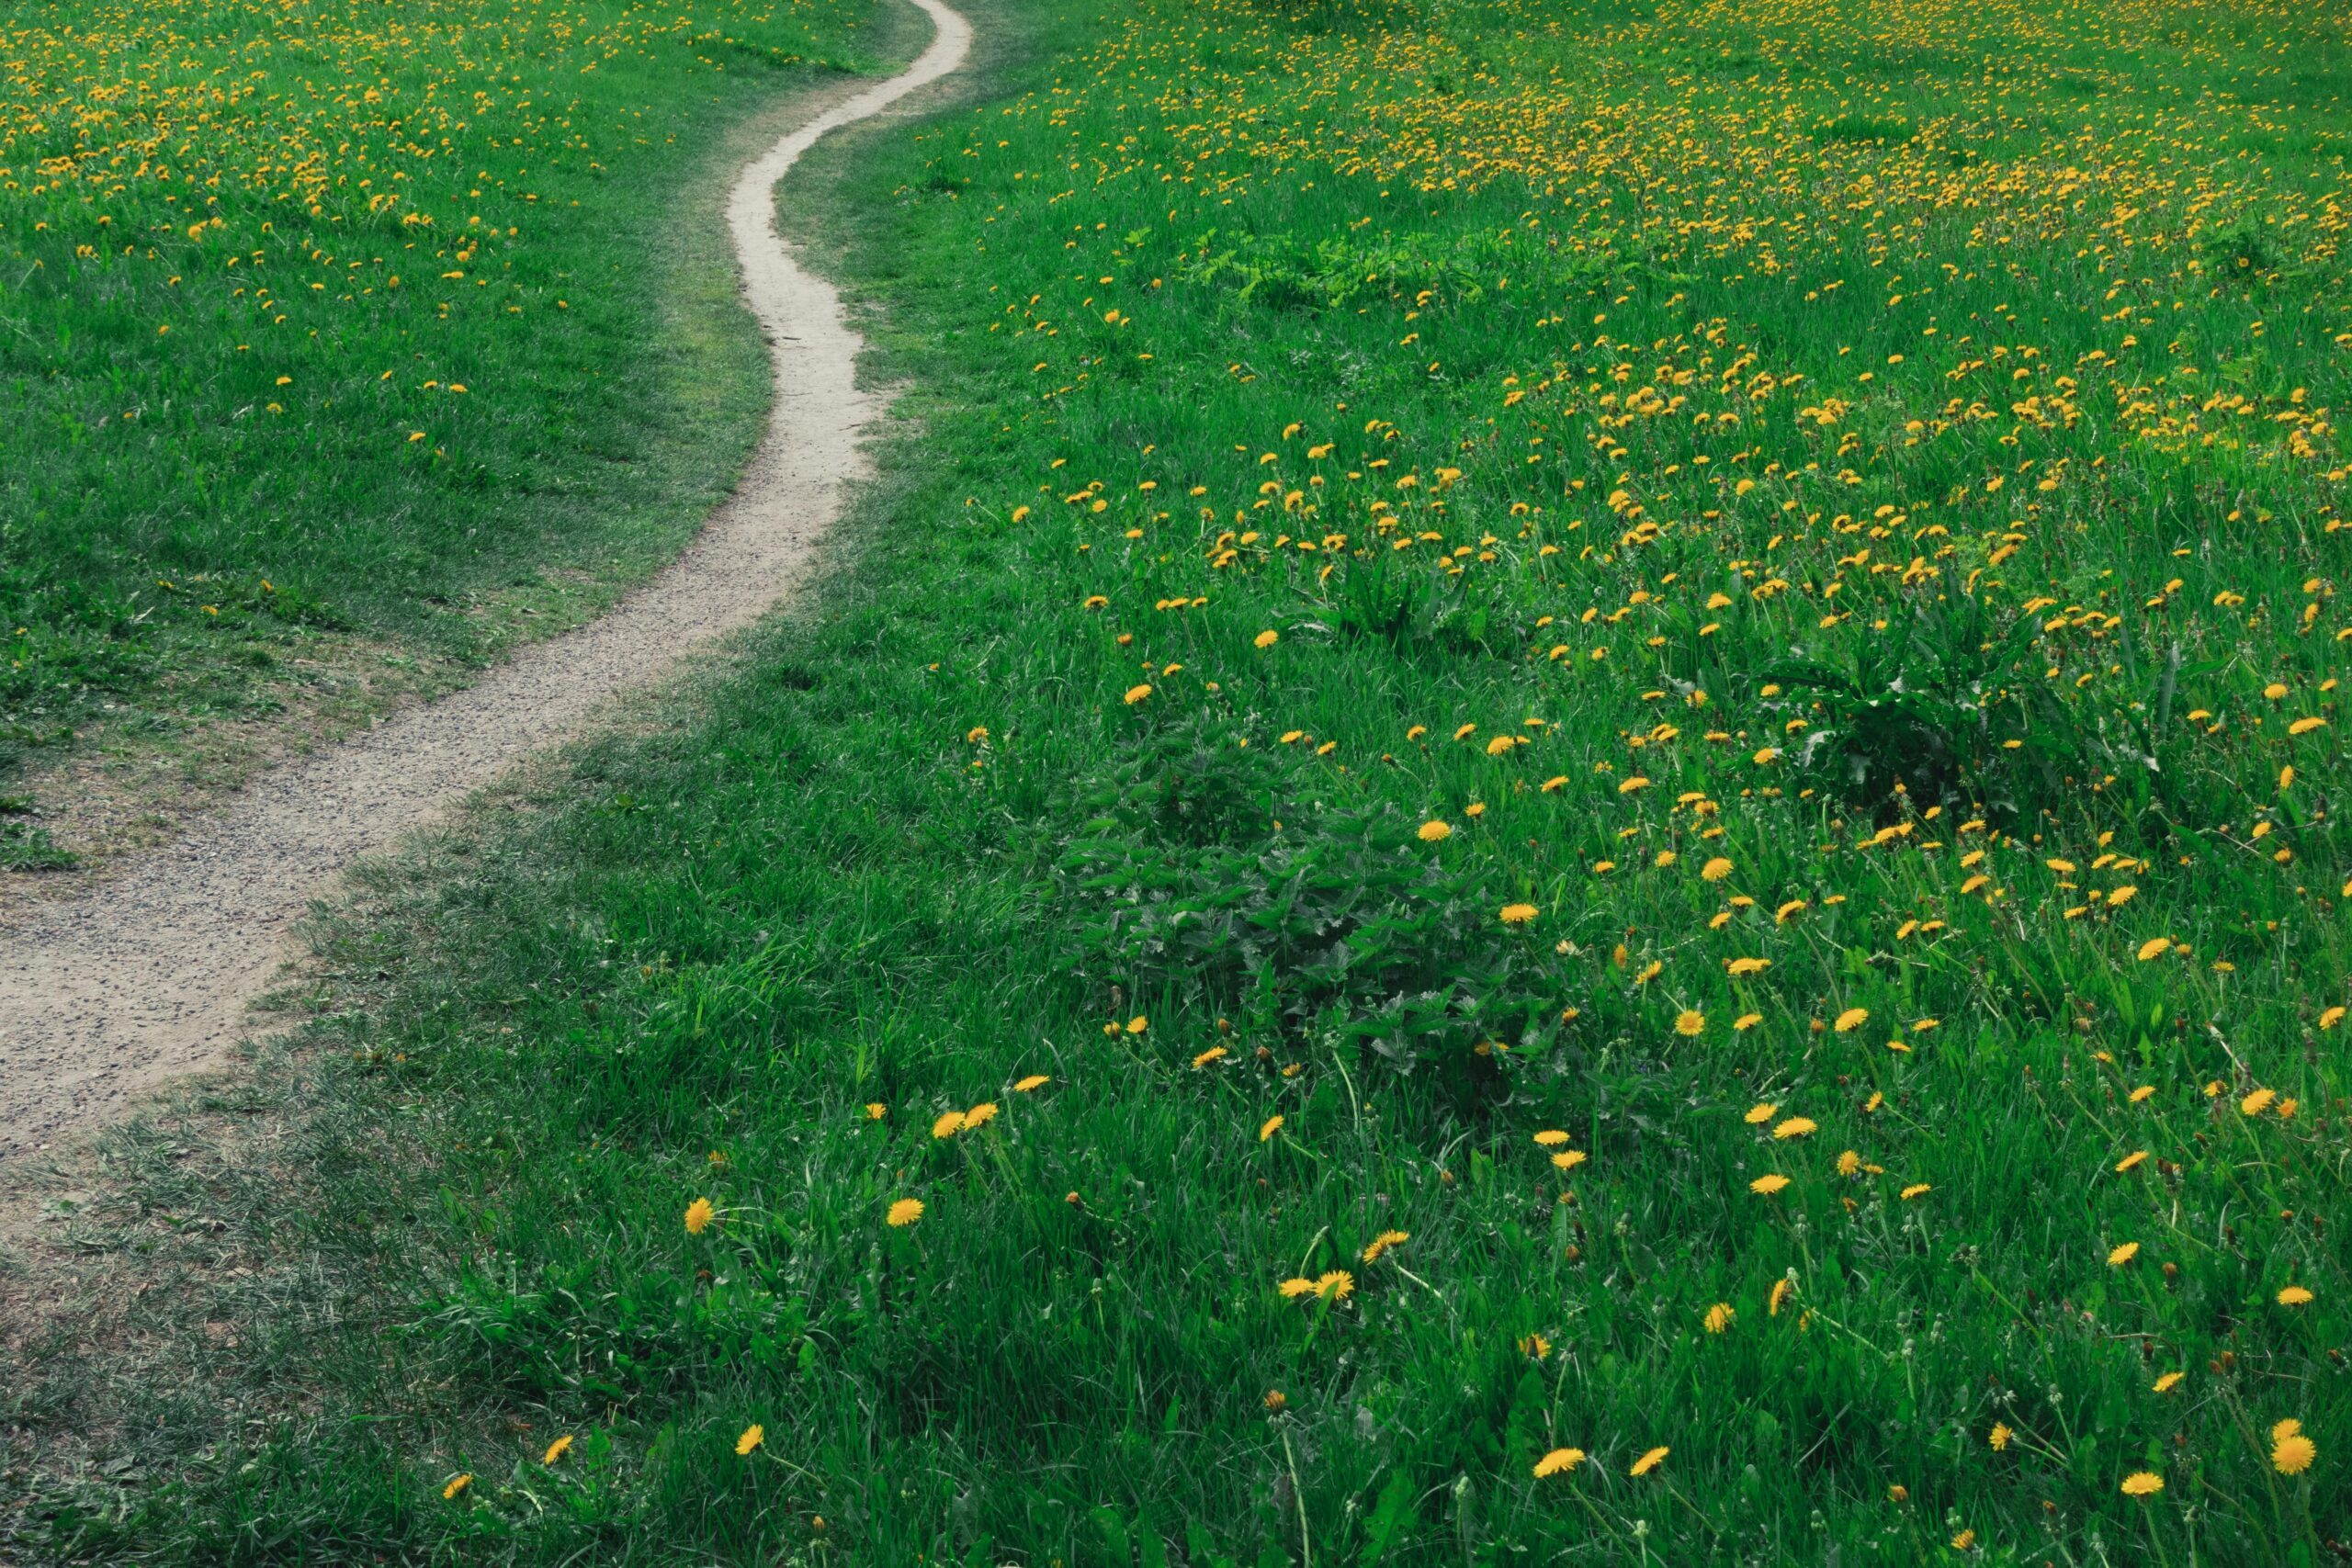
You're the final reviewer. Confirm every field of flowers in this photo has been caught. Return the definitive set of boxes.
[10,0,2352,1560]
[953,0,2352,1551]
[0,0,873,815]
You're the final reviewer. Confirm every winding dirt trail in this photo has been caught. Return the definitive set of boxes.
[0,0,972,1162]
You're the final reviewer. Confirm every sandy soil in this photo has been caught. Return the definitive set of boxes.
[0,0,973,1162]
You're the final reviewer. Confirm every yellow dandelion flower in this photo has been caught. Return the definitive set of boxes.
[1703,1302,1734,1333]
[2153,1372,2185,1393]
[932,1111,967,1139]
[1499,903,1540,924]
[2241,1088,2277,1117]
[2109,1242,2140,1267]
[1124,683,1153,705]
[1362,1229,1409,1262]
[1630,1446,1669,1477]
[1744,1102,1779,1125]
[1254,630,1279,649]
[2116,1150,2148,1172]
[963,1101,999,1130]
[887,1198,924,1227]
[1126,1015,1148,1035]
[1837,1149,1860,1176]
[1769,1279,1793,1315]
[2278,1284,2315,1306]
[1734,1011,1763,1031]
[2136,936,2173,962]
[1014,1075,1050,1092]
[1772,1117,1816,1140]
[1278,1277,1318,1298]
[443,1473,473,1500]
[1675,1010,1705,1036]
[1533,1447,1586,1478]
[684,1197,715,1235]
[736,1425,764,1456]
[1193,1045,1229,1068]
[2120,1472,2163,1497]
[1701,856,1734,882]
[1900,1183,1932,1201]
[1259,1114,1283,1142]
[1418,819,1453,841]
[1533,1129,1572,1146]
[1314,1269,1354,1300]
[2274,1431,2317,1474]
[1833,1007,1868,1033]
[543,1435,573,1465]
[865,1102,888,1121]
[1990,1423,2011,1451]
[1749,1173,1791,1195]
[1551,1148,1588,1170]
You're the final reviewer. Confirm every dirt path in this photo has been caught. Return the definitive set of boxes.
[0,0,972,1163]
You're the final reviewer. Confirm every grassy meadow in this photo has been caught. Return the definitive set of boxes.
[9,0,2352,1561]
[0,0,881,846]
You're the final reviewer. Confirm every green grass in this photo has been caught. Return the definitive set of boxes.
[7,0,2352,1561]
[0,793,75,869]
[0,0,883,787]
